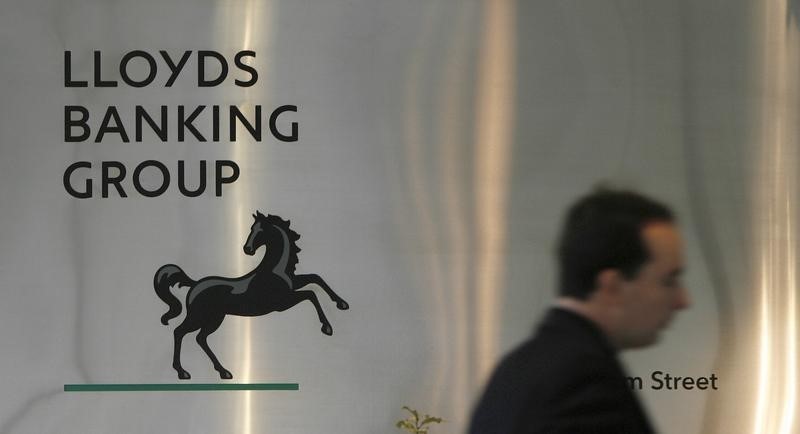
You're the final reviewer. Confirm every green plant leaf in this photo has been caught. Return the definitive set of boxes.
[402,406,420,423]
[420,416,443,426]
[396,420,415,431]
[397,406,443,433]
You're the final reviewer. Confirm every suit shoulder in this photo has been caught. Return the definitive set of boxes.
[469,312,637,434]
[469,334,608,431]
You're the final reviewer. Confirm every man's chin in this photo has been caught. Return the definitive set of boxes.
[624,333,660,350]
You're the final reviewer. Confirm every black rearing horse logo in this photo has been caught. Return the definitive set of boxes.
[154,211,349,380]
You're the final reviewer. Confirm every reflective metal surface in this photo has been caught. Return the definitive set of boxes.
[0,0,796,433]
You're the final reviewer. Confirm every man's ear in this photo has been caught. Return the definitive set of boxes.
[594,269,623,298]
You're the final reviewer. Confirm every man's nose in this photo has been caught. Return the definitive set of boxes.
[675,286,690,310]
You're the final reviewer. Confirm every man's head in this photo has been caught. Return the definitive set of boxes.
[556,189,689,349]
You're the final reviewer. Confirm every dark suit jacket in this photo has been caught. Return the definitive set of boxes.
[468,308,654,434]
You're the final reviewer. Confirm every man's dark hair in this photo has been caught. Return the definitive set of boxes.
[557,188,674,299]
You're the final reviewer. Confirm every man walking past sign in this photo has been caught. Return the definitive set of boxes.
[469,189,689,433]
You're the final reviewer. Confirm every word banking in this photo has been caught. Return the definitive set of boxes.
[64,104,298,143]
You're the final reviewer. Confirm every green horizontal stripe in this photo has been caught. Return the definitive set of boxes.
[64,383,299,392]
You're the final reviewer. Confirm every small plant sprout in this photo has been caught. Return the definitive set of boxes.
[395,406,444,434]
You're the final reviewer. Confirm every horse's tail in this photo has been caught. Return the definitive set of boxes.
[154,264,196,325]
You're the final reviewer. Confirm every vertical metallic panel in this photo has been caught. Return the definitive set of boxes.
[751,1,799,432]
[683,1,800,432]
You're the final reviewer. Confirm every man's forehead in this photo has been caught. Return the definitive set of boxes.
[642,220,678,234]
[642,222,683,259]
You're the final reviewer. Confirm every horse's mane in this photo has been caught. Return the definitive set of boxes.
[262,213,301,277]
